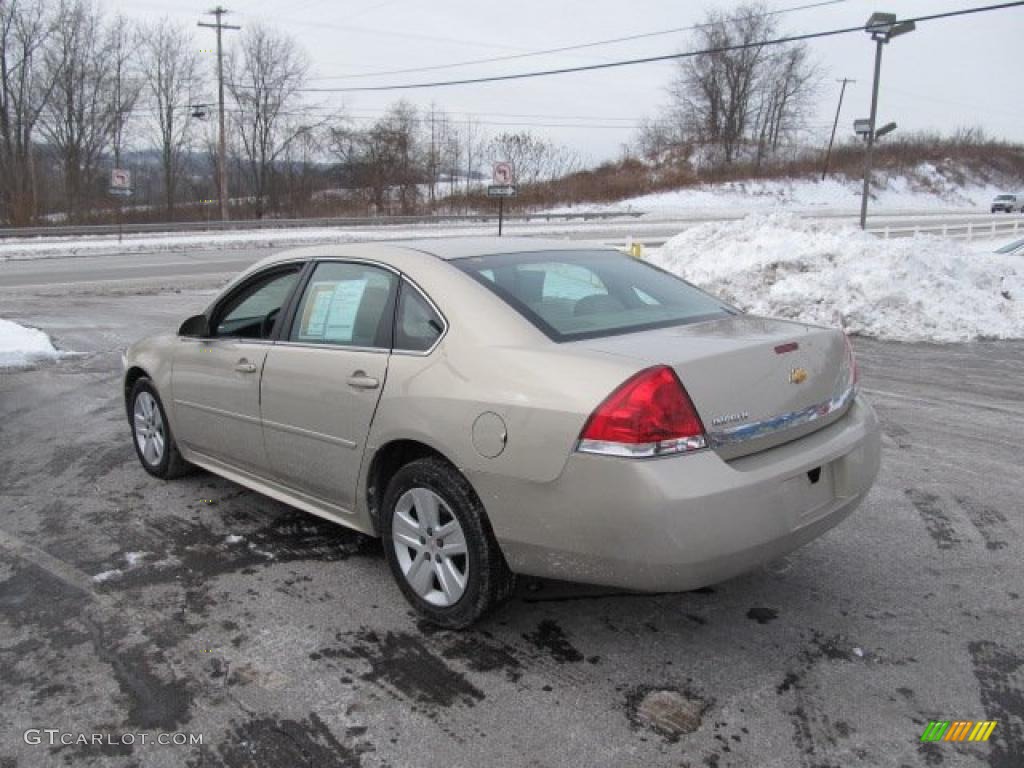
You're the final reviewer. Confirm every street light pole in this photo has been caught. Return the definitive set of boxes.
[859,13,914,230]
[859,41,883,229]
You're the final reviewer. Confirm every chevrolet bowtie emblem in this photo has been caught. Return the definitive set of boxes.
[790,367,808,384]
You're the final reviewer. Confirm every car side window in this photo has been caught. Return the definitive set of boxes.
[290,262,397,348]
[395,281,444,352]
[215,267,301,339]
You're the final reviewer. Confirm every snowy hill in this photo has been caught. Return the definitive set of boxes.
[548,163,1019,218]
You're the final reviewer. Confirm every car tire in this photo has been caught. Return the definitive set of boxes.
[129,377,191,480]
[381,456,514,628]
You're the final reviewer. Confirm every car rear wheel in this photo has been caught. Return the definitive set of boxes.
[381,456,514,628]
[129,378,191,480]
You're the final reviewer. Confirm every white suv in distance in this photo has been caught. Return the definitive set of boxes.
[991,194,1022,213]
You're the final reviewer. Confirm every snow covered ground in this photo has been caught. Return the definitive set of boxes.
[650,214,1024,343]
[549,165,1011,217]
[0,318,63,367]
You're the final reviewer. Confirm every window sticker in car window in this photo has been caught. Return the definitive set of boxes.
[297,282,336,340]
[323,279,368,343]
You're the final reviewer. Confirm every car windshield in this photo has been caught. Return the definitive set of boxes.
[995,238,1024,254]
[996,195,1014,200]
[454,250,734,341]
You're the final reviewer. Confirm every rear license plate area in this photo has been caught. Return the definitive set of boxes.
[782,462,836,525]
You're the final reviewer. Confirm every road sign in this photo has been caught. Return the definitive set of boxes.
[110,168,132,197]
[111,168,131,190]
[853,119,872,137]
[492,162,514,185]
[487,184,517,198]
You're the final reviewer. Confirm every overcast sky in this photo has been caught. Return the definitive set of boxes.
[116,0,1023,163]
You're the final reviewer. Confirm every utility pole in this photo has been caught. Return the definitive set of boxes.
[822,78,854,181]
[199,6,240,222]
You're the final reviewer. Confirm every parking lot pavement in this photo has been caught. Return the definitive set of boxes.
[0,279,1021,768]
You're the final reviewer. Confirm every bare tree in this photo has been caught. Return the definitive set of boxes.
[279,122,321,214]
[106,13,141,168]
[38,0,122,220]
[487,130,580,186]
[142,18,200,218]
[383,100,420,213]
[0,0,58,224]
[226,23,311,218]
[424,102,448,206]
[750,44,817,166]
[659,4,819,168]
[328,101,421,215]
[633,117,686,162]
[668,4,778,165]
[462,117,485,197]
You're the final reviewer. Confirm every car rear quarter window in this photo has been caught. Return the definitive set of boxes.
[456,250,733,341]
[395,281,444,352]
[290,262,397,348]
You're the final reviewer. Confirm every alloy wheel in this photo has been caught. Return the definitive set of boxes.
[391,487,469,607]
[133,391,165,466]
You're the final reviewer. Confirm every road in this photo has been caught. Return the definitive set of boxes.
[2,210,1019,290]
[0,252,1021,767]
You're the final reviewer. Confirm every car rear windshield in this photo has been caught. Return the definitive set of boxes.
[996,195,1015,200]
[454,250,734,341]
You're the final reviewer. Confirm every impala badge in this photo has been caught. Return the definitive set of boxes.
[790,367,809,384]
[711,412,749,427]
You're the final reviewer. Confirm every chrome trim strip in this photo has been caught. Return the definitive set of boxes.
[577,435,707,458]
[707,386,856,448]
[173,399,262,425]
[272,340,390,355]
[261,418,358,449]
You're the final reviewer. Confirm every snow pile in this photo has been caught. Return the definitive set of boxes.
[652,214,1024,342]
[0,318,62,366]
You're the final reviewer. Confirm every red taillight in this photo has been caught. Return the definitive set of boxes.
[578,366,707,457]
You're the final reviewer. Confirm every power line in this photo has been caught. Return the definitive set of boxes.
[307,0,850,82]
[292,2,1024,93]
[128,102,838,134]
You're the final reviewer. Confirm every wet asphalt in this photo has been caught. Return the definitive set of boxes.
[0,264,1021,768]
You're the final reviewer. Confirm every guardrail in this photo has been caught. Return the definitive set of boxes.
[0,210,644,239]
[874,218,1022,242]
[615,216,1024,250]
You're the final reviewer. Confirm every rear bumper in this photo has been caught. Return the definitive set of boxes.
[474,395,881,592]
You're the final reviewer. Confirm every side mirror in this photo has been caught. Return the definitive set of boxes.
[178,313,211,338]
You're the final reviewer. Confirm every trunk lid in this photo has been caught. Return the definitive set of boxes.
[569,315,854,460]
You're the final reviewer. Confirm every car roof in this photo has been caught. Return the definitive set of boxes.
[386,236,604,260]
[247,236,612,272]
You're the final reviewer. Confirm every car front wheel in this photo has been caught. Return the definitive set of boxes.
[381,456,514,628]
[129,377,191,479]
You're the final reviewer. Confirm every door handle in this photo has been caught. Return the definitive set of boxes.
[347,372,380,390]
[234,360,258,373]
